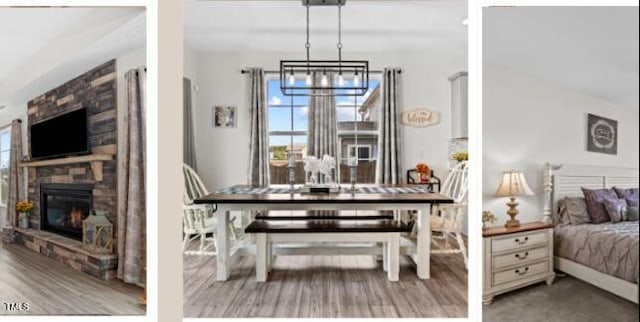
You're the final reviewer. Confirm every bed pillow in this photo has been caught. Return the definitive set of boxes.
[581,188,618,224]
[625,196,639,207]
[603,198,628,223]
[562,197,591,225]
[555,199,572,224]
[613,187,639,199]
[627,207,639,221]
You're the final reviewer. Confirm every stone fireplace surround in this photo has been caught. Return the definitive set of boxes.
[8,60,119,280]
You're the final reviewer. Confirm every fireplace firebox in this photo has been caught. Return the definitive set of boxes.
[40,183,94,240]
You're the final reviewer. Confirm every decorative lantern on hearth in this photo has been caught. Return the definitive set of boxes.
[82,210,114,254]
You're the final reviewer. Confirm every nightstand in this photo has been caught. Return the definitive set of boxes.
[482,221,555,305]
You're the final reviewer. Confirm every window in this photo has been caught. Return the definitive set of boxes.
[0,127,11,206]
[267,79,309,184]
[337,78,381,183]
[347,144,372,161]
[266,77,381,184]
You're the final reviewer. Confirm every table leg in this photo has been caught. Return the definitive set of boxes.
[216,206,231,281]
[382,242,388,272]
[416,205,431,279]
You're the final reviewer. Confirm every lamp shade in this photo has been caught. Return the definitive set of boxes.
[495,170,534,197]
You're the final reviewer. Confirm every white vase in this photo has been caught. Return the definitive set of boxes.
[18,212,29,229]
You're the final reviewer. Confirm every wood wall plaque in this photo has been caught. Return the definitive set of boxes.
[400,108,440,127]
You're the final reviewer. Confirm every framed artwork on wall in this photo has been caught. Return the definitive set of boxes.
[586,113,617,155]
[213,106,236,128]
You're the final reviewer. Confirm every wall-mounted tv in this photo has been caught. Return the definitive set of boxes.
[30,108,90,160]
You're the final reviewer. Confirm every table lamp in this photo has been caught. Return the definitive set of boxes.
[495,170,534,228]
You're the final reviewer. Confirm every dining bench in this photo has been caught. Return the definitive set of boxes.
[244,214,413,282]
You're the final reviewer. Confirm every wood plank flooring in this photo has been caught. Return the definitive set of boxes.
[183,243,468,318]
[0,242,145,315]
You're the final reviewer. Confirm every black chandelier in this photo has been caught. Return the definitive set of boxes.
[279,0,369,97]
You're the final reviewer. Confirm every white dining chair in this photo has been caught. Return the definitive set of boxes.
[430,161,469,268]
[182,164,236,255]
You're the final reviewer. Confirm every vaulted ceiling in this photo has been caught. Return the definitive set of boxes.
[484,6,639,109]
[0,7,145,106]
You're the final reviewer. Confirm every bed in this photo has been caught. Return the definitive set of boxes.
[542,163,639,304]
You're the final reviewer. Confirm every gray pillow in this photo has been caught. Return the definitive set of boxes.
[555,199,571,224]
[562,197,591,225]
[603,198,628,223]
[627,207,639,221]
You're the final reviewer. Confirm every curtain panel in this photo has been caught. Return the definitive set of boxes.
[183,77,198,171]
[376,68,403,184]
[307,73,338,160]
[117,67,146,286]
[247,68,270,186]
[5,119,23,229]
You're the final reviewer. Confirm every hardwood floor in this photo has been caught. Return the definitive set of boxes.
[0,242,145,315]
[183,243,468,318]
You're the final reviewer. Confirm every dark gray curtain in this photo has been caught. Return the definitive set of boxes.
[5,119,23,229]
[183,77,197,171]
[117,67,146,286]
[247,68,269,186]
[376,68,402,184]
[307,73,338,159]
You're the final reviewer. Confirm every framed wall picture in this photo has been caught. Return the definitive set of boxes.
[213,106,236,128]
[586,113,617,155]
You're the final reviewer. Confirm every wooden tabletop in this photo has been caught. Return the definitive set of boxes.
[482,221,554,237]
[194,184,454,204]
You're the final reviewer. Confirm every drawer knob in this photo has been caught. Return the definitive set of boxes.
[515,267,529,275]
[514,237,529,244]
[515,252,529,260]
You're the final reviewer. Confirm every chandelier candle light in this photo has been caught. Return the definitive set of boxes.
[279,0,369,97]
[495,170,534,228]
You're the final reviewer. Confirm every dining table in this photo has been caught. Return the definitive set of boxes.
[194,184,454,281]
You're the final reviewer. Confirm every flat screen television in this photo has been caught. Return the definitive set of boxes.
[30,108,89,160]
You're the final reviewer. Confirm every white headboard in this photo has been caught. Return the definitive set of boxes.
[542,163,640,223]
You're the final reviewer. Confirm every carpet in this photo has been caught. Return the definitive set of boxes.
[483,275,639,322]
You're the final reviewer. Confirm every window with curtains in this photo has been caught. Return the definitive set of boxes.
[266,77,381,184]
[336,78,381,183]
[0,127,11,206]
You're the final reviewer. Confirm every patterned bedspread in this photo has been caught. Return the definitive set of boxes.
[555,221,639,284]
[215,186,433,195]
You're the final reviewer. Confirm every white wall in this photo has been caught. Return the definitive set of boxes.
[483,64,640,226]
[187,50,466,193]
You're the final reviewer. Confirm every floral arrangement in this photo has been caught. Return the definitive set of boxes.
[16,200,35,213]
[482,210,497,229]
[415,163,430,174]
[451,151,469,162]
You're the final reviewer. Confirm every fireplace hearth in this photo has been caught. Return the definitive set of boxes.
[40,183,94,240]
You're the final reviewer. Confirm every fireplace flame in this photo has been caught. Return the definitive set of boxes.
[70,207,83,228]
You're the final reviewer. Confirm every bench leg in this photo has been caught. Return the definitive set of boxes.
[256,233,267,282]
[387,233,399,282]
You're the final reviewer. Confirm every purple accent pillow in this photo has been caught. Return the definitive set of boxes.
[626,196,639,207]
[613,187,639,199]
[603,198,628,222]
[581,188,618,224]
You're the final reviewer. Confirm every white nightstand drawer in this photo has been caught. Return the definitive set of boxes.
[492,261,548,286]
[493,246,549,269]
[491,231,547,253]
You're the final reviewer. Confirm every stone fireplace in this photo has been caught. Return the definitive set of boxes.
[8,59,119,280]
[40,183,93,241]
